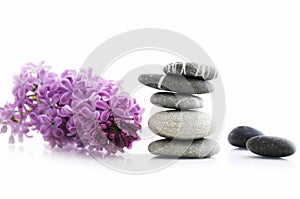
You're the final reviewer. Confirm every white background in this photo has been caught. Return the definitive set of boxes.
[0,0,299,198]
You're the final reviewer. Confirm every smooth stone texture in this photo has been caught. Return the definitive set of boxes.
[246,136,296,157]
[228,126,264,148]
[138,74,214,94]
[150,92,203,110]
[148,138,220,158]
[148,110,214,139]
[163,62,218,80]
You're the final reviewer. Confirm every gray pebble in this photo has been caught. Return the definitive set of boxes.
[138,74,214,94]
[148,138,220,158]
[148,110,214,139]
[246,136,296,157]
[163,62,218,80]
[150,92,203,110]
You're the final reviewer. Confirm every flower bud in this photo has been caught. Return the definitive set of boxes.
[100,124,107,130]
[0,125,8,133]
[106,121,112,127]
[121,129,128,137]
[109,133,115,140]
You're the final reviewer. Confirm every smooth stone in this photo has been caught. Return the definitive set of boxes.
[163,62,218,80]
[138,74,214,94]
[246,136,296,157]
[148,110,215,139]
[150,92,203,110]
[148,138,220,158]
[228,126,264,148]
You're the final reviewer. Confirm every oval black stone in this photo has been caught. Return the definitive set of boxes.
[228,126,264,148]
[246,136,296,157]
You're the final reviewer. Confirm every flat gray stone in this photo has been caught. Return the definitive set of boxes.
[148,138,220,158]
[138,74,214,94]
[246,136,296,157]
[148,110,215,139]
[163,62,218,80]
[150,92,203,110]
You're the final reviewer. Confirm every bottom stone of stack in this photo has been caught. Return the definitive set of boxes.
[148,138,219,158]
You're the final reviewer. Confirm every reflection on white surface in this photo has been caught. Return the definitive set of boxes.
[2,138,297,175]
[227,148,295,170]
[3,142,220,173]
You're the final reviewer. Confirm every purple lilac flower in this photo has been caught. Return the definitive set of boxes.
[0,62,144,155]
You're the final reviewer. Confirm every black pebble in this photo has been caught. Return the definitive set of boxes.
[228,126,264,148]
[246,136,296,157]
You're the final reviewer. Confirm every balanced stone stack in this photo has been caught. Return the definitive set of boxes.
[138,62,220,158]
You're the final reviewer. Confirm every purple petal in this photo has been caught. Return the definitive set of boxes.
[73,89,84,99]
[95,100,109,110]
[59,91,72,104]
[81,107,94,118]
[81,120,93,131]
[61,70,70,78]
[39,115,51,123]
[48,138,56,148]
[100,110,110,122]
[60,78,73,90]
[47,72,57,79]
[13,75,22,85]
[53,128,64,138]
[49,81,59,91]
[75,81,85,90]
[17,87,26,98]
[1,125,8,133]
[119,98,129,105]
[12,85,20,95]
[54,117,62,126]
[25,83,34,91]
[60,105,73,116]
[134,115,142,123]
[29,112,39,122]
[113,108,125,117]
[24,99,35,108]
[47,110,58,120]
[38,69,46,81]
[84,88,94,98]
[129,104,141,113]
[27,76,38,84]
[109,96,119,108]
[98,90,110,98]
[40,125,51,135]
[94,111,100,119]
[38,85,47,97]
[67,127,77,136]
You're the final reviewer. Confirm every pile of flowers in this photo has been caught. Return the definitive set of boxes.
[0,62,144,155]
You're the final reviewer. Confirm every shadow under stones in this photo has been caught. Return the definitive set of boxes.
[152,156,217,160]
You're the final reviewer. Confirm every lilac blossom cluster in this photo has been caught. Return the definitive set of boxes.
[0,62,144,155]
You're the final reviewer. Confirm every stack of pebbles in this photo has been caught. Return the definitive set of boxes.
[138,62,220,158]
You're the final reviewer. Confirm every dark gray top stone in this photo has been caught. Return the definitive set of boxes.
[150,92,203,110]
[138,74,214,94]
[246,136,296,157]
[163,62,218,80]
